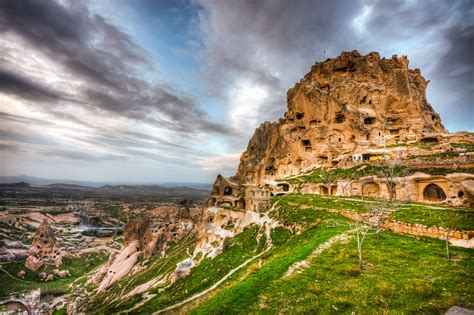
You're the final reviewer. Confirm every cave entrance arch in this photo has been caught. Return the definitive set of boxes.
[320,186,329,195]
[423,184,446,202]
[237,198,246,209]
[363,183,380,197]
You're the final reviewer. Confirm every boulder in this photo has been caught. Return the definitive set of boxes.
[38,272,47,280]
[57,270,70,278]
[25,255,44,272]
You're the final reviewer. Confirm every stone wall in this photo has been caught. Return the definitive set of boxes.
[292,203,473,246]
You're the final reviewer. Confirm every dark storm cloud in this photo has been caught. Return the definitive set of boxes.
[0,0,231,137]
[153,86,233,134]
[0,0,148,91]
[197,0,362,87]
[0,143,19,152]
[430,24,474,130]
[0,70,62,102]
[197,0,474,132]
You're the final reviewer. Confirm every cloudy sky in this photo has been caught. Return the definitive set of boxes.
[0,0,472,184]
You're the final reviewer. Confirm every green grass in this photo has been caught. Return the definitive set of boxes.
[393,205,474,230]
[0,253,108,297]
[451,143,474,152]
[227,231,473,314]
[276,194,474,230]
[284,165,412,185]
[273,194,372,213]
[190,221,349,314]
[191,230,474,314]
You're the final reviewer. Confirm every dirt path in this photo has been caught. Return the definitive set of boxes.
[152,247,271,314]
[151,204,280,314]
[285,231,351,277]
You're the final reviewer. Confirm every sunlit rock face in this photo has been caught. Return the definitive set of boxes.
[25,220,62,271]
[209,50,474,208]
[95,205,196,292]
[236,50,448,184]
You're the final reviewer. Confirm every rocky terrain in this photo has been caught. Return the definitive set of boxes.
[1,51,473,314]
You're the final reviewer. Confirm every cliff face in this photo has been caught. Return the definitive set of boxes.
[236,50,447,184]
[94,205,196,292]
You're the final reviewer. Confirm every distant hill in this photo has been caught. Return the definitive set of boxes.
[0,175,107,187]
[0,175,211,190]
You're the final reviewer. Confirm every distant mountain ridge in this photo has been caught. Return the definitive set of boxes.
[0,181,210,200]
[0,175,211,190]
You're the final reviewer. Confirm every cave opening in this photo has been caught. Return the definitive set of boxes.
[334,113,345,124]
[423,184,446,202]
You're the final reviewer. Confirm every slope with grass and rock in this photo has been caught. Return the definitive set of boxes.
[70,51,474,314]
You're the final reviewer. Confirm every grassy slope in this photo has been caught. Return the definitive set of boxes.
[191,196,474,314]
[0,253,107,297]
[278,194,474,230]
[87,235,196,312]
[132,225,266,313]
[80,193,472,313]
[190,215,348,314]
[92,225,267,313]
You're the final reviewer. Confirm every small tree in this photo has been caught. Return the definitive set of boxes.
[377,159,410,202]
[319,169,337,196]
[350,215,382,270]
[340,173,356,197]
[440,210,462,260]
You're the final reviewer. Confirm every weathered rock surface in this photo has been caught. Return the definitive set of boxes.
[237,50,449,184]
[208,51,474,208]
[25,220,62,271]
[95,205,196,292]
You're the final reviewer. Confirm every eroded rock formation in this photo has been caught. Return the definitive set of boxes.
[25,220,62,271]
[209,51,474,208]
[94,205,196,292]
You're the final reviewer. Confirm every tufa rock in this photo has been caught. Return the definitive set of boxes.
[96,205,195,292]
[208,51,474,209]
[25,220,62,271]
[236,50,447,185]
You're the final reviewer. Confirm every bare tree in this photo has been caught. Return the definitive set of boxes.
[340,173,357,197]
[319,169,337,196]
[350,215,382,270]
[377,159,410,202]
[440,211,461,260]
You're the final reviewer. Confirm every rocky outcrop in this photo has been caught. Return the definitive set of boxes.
[25,220,62,271]
[209,51,474,208]
[236,50,449,184]
[95,205,196,292]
